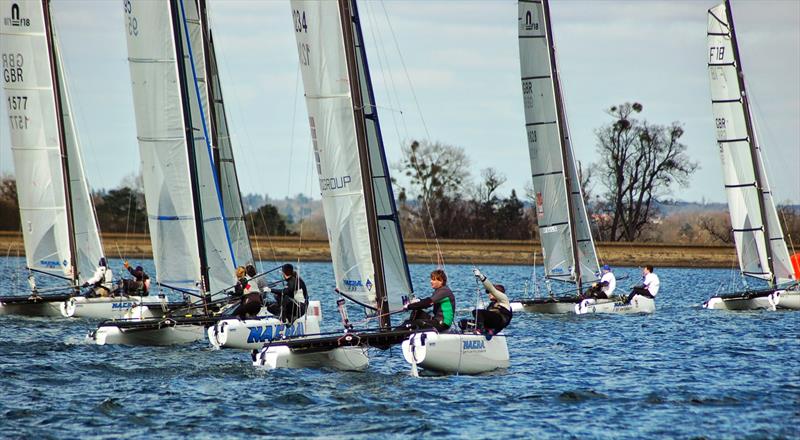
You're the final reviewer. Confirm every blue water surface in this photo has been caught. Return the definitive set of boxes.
[1,257,798,439]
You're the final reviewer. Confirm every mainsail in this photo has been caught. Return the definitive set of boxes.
[1,0,104,285]
[518,0,599,290]
[707,1,795,286]
[124,0,245,294]
[291,0,413,320]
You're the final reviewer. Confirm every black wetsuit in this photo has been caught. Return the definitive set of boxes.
[267,275,308,323]
[473,301,512,334]
[401,286,456,332]
[123,266,149,296]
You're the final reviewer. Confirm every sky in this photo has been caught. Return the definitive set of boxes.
[1,0,798,205]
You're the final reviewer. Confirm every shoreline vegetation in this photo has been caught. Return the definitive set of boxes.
[0,232,739,269]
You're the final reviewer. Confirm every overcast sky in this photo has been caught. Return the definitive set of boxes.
[1,0,798,205]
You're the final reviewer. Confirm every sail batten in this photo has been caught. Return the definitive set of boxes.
[706,1,795,286]
[518,0,600,288]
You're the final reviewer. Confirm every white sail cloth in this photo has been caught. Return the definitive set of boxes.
[518,0,599,285]
[707,2,794,285]
[125,0,246,294]
[291,0,412,309]
[1,0,103,284]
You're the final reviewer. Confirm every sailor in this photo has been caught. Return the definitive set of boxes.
[458,268,512,336]
[232,266,247,297]
[625,265,660,304]
[399,269,455,332]
[245,264,268,293]
[121,261,149,296]
[265,264,308,323]
[82,257,113,297]
[587,264,616,299]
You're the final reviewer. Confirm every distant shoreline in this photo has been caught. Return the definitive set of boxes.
[0,231,739,268]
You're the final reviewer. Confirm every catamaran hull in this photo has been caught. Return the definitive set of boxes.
[401,331,509,375]
[60,296,160,319]
[510,300,577,314]
[703,289,799,311]
[777,290,800,309]
[0,300,64,317]
[90,324,206,346]
[575,296,655,314]
[208,301,322,350]
[252,345,369,371]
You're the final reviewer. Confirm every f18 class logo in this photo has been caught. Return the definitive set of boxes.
[5,3,31,27]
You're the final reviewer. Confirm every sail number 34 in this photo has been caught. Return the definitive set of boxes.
[293,10,310,66]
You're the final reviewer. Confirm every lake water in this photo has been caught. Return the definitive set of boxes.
[1,258,798,439]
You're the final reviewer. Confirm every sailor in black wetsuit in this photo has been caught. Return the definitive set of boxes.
[265,264,308,323]
[459,268,512,336]
[399,269,455,332]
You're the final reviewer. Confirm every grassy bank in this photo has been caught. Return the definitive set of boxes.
[0,231,738,268]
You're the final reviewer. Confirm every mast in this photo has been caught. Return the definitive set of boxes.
[338,0,390,328]
[197,0,254,263]
[42,0,78,286]
[542,0,583,294]
[170,0,210,293]
[723,0,775,286]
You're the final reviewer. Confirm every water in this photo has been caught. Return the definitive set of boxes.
[1,259,798,439]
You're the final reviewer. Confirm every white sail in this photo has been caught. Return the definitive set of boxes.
[707,2,794,285]
[291,0,412,309]
[52,27,104,285]
[1,0,72,281]
[202,6,253,268]
[175,0,239,292]
[125,0,202,293]
[518,0,599,285]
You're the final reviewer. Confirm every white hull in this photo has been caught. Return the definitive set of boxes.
[0,300,64,317]
[704,289,799,311]
[60,296,163,319]
[401,331,509,375]
[575,295,655,314]
[777,290,800,310]
[252,345,369,371]
[510,299,577,314]
[90,322,206,346]
[208,301,322,350]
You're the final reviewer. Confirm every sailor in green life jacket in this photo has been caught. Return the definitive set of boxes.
[458,268,512,336]
[399,269,455,332]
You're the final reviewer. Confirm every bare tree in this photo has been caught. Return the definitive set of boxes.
[393,140,471,205]
[698,214,733,244]
[475,167,507,204]
[593,103,698,241]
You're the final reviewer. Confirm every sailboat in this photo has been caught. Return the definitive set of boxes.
[253,0,509,374]
[90,0,318,345]
[511,0,654,315]
[702,0,800,311]
[0,0,148,318]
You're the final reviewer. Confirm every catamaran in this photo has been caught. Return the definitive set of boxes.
[511,0,654,315]
[90,0,319,345]
[252,0,510,374]
[0,0,151,318]
[702,0,800,311]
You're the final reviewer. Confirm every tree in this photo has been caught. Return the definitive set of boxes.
[393,140,470,204]
[245,204,291,236]
[0,175,20,231]
[592,102,698,241]
[94,186,148,233]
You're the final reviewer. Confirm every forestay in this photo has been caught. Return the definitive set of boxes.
[291,0,412,310]
[518,0,599,286]
[707,2,794,285]
[1,0,103,284]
